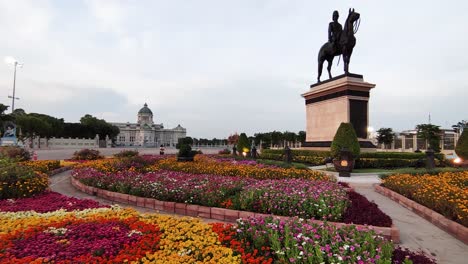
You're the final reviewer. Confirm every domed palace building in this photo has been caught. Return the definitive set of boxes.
[111,103,186,147]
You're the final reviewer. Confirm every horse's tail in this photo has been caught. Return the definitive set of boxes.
[336,55,341,66]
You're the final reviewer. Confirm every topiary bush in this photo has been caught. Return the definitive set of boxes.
[0,146,31,161]
[72,149,104,160]
[455,129,468,160]
[237,133,250,154]
[330,123,360,159]
[0,158,49,199]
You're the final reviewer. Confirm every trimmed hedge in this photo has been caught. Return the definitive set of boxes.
[260,149,330,166]
[359,152,445,160]
[261,149,446,168]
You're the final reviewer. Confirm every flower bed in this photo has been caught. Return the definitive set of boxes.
[0,207,239,263]
[20,160,61,174]
[0,159,49,199]
[0,186,434,263]
[0,191,107,213]
[213,216,435,264]
[72,167,394,227]
[73,168,345,219]
[152,155,330,181]
[382,171,468,227]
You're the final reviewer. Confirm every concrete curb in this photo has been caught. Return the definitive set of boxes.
[71,176,399,242]
[375,185,468,245]
[48,166,72,176]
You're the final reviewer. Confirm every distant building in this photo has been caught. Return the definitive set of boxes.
[111,103,186,147]
[377,128,459,154]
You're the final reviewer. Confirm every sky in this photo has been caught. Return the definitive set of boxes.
[0,0,467,139]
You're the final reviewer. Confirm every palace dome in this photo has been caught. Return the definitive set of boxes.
[138,103,153,115]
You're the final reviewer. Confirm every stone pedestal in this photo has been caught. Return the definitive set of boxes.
[301,73,376,150]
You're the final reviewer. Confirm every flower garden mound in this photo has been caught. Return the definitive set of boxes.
[0,191,108,213]
[154,155,330,181]
[382,171,468,227]
[0,156,437,263]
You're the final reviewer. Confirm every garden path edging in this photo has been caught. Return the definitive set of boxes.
[375,185,468,245]
[48,166,72,176]
[70,176,399,242]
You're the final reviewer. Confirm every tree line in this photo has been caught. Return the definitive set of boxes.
[0,104,119,141]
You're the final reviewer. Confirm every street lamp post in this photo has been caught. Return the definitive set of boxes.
[5,57,22,113]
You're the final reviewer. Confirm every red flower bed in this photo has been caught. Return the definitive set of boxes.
[392,247,436,264]
[0,191,108,213]
[0,217,161,263]
[342,191,393,227]
[210,223,273,264]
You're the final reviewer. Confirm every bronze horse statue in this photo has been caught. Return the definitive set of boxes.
[317,9,361,82]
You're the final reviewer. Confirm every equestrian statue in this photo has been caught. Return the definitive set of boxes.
[317,8,361,82]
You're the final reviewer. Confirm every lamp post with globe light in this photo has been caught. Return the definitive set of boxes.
[4,56,23,113]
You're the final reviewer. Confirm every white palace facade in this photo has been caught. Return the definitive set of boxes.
[111,103,186,147]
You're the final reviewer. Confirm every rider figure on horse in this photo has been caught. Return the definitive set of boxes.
[328,10,342,55]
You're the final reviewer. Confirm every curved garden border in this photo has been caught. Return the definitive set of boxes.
[71,176,400,242]
[375,185,468,245]
[48,166,72,176]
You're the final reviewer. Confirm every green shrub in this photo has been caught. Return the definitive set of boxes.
[330,123,360,158]
[455,130,468,160]
[72,149,104,160]
[0,158,49,199]
[0,146,31,161]
[237,133,250,153]
[114,150,139,158]
[178,144,196,158]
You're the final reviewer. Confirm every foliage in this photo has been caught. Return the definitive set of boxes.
[0,158,49,199]
[0,104,14,135]
[227,133,239,145]
[392,247,437,264]
[177,144,196,158]
[79,114,120,139]
[330,123,361,159]
[342,191,393,227]
[72,149,104,161]
[153,156,330,181]
[455,129,468,160]
[0,146,31,161]
[360,152,445,160]
[355,158,429,169]
[114,150,139,158]
[452,120,467,134]
[416,123,441,152]
[376,127,395,147]
[237,133,250,153]
[20,160,61,174]
[383,171,468,227]
[11,109,119,141]
[176,137,193,149]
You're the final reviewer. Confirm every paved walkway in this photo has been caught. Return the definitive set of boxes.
[51,170,468,264]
